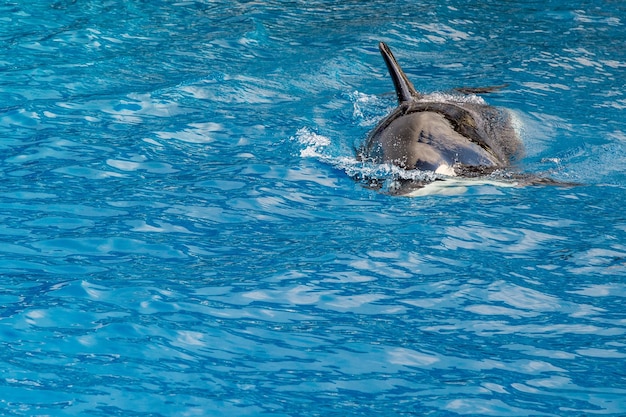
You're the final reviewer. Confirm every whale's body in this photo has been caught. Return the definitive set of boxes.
[357,42,524,194]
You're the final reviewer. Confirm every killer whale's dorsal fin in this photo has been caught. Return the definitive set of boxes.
[379,42,421,103]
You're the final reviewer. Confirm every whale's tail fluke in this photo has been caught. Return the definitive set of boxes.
[379,42,421,104]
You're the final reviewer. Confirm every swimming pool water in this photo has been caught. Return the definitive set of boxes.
[1,1,625,416]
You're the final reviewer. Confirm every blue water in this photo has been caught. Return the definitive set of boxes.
[1,1,625,415]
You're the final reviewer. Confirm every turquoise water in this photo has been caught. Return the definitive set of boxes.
[1,1,625,415]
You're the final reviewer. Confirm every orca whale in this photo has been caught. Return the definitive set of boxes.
[357,42,532,195]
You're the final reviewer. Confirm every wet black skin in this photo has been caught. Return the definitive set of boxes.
[357,42,526,192]
[355,42,579,194]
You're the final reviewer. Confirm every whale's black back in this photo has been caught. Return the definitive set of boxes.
[358,42,522,175]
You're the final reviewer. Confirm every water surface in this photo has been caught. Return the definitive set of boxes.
[1,1,625,416]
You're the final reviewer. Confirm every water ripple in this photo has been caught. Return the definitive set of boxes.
[1,1,626,416]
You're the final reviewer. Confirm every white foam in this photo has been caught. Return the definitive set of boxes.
[405,178,518,197]
[294,127,331,158]
[435,164,457,176]
[507,109,523,134]
[419,91,487,105]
